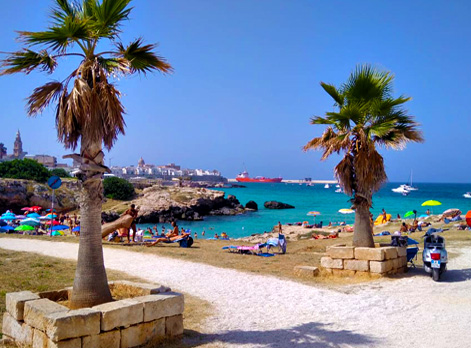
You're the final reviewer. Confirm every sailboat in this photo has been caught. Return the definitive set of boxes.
[392,170,418,194]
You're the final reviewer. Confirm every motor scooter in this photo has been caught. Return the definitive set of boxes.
[422,231,447,281]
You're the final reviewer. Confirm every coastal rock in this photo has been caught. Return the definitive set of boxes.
[264,201,295,209]
[245,201,258,211]
[101,211,120,223]
[129,185,247,223]
[0,179,80,213]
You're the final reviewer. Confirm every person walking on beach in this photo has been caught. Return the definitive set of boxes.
[278,221,282,234]
[122,204,138,243]
[381,208,388,223]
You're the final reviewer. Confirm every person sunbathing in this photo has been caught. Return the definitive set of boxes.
[146,222,189,246]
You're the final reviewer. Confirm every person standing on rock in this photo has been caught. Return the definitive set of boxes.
[122,204,138,243]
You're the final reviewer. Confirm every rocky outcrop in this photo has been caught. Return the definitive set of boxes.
[245,200,258,211]
[264,201,295,209]
[0,179,80,213]
[125,186,246,223]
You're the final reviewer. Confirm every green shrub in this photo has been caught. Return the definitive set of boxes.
[103,177,135,200]
[0,159,50,183]
[49,168,71,178]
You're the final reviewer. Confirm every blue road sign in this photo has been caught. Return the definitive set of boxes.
[47,176,62,190]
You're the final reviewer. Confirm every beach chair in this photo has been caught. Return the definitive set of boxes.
[260,233,287,254]
[222,244,275,257]
[146,235,194,248]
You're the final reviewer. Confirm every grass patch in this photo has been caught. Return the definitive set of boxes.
[0,248,211,345]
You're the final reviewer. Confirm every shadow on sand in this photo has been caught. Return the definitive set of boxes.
[163,322,378,348]
[394,264,471,283]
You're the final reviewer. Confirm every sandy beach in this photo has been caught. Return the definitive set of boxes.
[1,238,470,348]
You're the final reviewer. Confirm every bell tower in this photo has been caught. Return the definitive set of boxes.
[13,130,26,159]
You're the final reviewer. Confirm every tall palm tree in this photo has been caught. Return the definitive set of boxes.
[1,0,172,308]
[304,65,423,248]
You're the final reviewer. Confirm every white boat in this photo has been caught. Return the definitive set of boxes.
[324,184,330,189]
[335,188,342,193]
[392,170,418,194]
[464,192,471,199]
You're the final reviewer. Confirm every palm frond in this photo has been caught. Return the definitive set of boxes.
[18,15,90,52]
[335,154,354,196]
[50,0,78,25]
[116,38,172,74]
[320,82,344,106]
[88,0,132,38]
[27,81,64,115]
[0,49,57,75]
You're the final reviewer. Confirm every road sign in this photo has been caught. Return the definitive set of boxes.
[47,176,62,190]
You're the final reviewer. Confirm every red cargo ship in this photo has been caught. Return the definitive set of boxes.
[235,171,282,183]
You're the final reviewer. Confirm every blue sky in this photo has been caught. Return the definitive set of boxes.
[0,1,470,183]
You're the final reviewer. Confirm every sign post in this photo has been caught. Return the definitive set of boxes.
[47,176,62,234]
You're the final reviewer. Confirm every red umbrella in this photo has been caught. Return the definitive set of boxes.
[21,207,33,211]
[44,220,60,225]
[466,211,471,227]
[30,206,42,212]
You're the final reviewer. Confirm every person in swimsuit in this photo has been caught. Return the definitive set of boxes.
[122,204,139,243]
[146,221,187,246]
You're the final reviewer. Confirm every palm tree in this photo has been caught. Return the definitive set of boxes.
[304,64,423,248]
[1,0,172,308]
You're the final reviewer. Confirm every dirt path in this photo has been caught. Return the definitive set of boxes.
[1,238,470,348]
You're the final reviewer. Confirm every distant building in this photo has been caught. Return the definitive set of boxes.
[1,130,27,161]
[27,155,57,168]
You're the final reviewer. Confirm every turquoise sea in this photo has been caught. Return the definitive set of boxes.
[138,182,471,239]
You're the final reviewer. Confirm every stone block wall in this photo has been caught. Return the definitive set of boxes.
[2,281,183,348]
[321,244,408,277]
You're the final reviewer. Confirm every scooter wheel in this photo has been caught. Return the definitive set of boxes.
[432,268,440,281]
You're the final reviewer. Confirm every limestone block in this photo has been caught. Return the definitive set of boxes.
[397,247,407,257]
[369,260,394,274]
[382,247,398,260]
[2,312,33,346]
[320,257,343,269]
[293,266,319,277]
[93,298,143,331]
[24,299,68,331]
[400,256,408,267]
[120,318,165,348]
[134,293,184,322]
[332,269,356,277]
[33,329,81,348]
[325,244,346,252]
[328,246,354,259]
[45,308,101,342]
[355,247,385,261]
[166,315,184,337]
[109,280,171,296]
[82,329,120,348]
[397,267,406,274]
[392,258,400,270]
[6,291,40,320]
[344,259,369,272]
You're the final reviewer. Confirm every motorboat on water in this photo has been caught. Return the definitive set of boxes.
[335,188,343,193]
[392,170,418,194]
[464,192,471,199]
[324,184,330,189]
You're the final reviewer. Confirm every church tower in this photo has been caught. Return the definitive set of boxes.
[13,130,26,159]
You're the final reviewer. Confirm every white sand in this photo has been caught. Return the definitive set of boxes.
[1,238,471,348]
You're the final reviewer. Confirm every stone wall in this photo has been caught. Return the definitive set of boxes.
[320,244,408,277]
[2,281,184,348]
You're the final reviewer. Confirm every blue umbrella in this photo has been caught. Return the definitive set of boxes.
[20,218,40,226]
[0,226,15,232]
[46,208,57,212]
[72,226,80,232]
[0,216,17,221]
[26,213,41,218]
[0,220,6,227]
[51,225,69,231]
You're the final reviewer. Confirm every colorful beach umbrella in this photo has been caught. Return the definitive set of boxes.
[26,213,41,218]
[30,206,42,212]
[44,220,61,225]
[20,218,40,226]
[421,200,442,207]
[404,211,416,218]
[0,226,15,232]
[442,208,461,217]
[466,211,471,228]
[51,230,65,236]
[51,225,69,231]
[338,209,354,214]
[44,213,58,218]
[0,215,16,221]
[14,225,35,231]
[307,211,321,216]
[46,208,57,212]
[21,207,32,211]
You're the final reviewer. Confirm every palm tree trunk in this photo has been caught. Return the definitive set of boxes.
[352,203,375,248]
[69,141,112,309]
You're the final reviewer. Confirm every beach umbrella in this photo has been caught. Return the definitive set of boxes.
[30,206,42,212]
[20,218,40,226]
[418,214,429,219]
[43,220,60,225]
[307,211,321,216]
[46,208,57,212]
[466,211,471,227]
[0,226,15,232]
[0,220,6,227]
[44,213,58,218]
[15,215,26,220]
[26,212,41,218]
[0,215,17,221]
[421,200,442,207]
[404,211,415,218]
[21,207,32,211]
[72,226,80,232]
[442,208,461,217]
[51,225,69,231]
[338,209,354,214]
[51,230,65,236]
[14,225,35,231]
